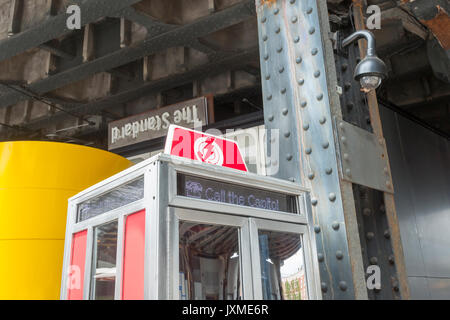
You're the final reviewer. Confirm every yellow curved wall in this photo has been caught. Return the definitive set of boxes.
[0,141,132,299]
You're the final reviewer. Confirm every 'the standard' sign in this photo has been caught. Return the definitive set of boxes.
[108,96,209,150]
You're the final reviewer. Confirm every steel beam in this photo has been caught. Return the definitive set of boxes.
[0,0,142,62]
[14,47,258,133]
[255,0,368,299]
[0,1,256,109]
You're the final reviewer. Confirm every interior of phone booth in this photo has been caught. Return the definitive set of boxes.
[61,153,319,300]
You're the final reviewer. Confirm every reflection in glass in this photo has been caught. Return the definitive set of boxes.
[91,221,118,300]
[258,230,307,300]
[77,177,144,222]
[179,222,241,300]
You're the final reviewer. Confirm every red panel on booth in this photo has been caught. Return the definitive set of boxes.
[122,210,146,300]
[68,230,87,300]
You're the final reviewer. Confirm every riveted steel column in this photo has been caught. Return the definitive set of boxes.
[256,0,364,299]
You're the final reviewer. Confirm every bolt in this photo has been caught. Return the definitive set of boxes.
[303,123,309,130]
[286,154,293,161]
[311,198,318,206]
[370,257,378,265]
[308,172,315,180]
[332,221,340,230]
[292,16,298,23]
[281,88,286,94]
[268,115,274,121]
[267,94,272,100]
[294,36,300,43]
[296,57,302,64]
[314,225,321,233]
[298,79,305,85]
[336,250,343,260]
[326,168,333,175]
[309,27,315,34]
[284,131,291,138]
[317,93,324,101]
[305,147,312,154]
[314,70,321,78]
[322,142,329,149]
[339,281,347,291]
[301,101,307,108]
[319,116,326,124]
[282,108,288,115]
[311,48,318,55]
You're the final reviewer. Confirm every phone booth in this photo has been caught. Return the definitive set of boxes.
[60,153,321,300]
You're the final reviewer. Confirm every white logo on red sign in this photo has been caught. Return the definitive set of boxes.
[194,136,224,166]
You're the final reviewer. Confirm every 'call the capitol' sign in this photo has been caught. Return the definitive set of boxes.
[108,96,209,150]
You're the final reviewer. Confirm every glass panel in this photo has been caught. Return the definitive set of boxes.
[90,221,118,300]
[258,230,307,300]
[77,177,144,222]
[179,221,242,300]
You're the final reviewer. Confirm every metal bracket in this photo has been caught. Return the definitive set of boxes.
[335,118,394,193]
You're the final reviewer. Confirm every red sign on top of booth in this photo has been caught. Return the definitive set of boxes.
[164,125,248,172]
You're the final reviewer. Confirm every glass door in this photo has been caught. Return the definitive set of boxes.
[170,208,253,300]
[249,219,319,300]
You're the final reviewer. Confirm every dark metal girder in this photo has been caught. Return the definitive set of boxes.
[0,0,142,62]
[0,1,256,109]
[19,47,259,133]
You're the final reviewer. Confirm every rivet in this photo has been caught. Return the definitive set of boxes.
[366,232,374,240]
[294,36,300,43]
[341,63,348,71]
[317,93,324,101]
[284,131,291,138]
[281,88,286,94]
[388,255,395,265]
[291,16,298,23]
[322,141,329,149]
[343,153,349,160]
[305,147,312,155]
[296,57,302,64]
[263,35,268,41]
[314,225,321,233]
[336,250,343,260]
[318,253,324,262]
[279,66,284,73]
[329,193,336,202]
[341,136,347,143]
[339,281,347,291]
[274,8,279,15]
[319,116,326,124]
[370,257,378,265]
[314,70,321,78]
[332,221,339,230]
[267,94,272,100]
[363,208,371,216]
[311,48,318,55]
[275,27,281,34]
[277,47,283,53]
[380,204,386,213]
[345,168,351,175]
[386,181,391,188]
[286,154,293,161]
[393,280,400,292]
[384,230,390,239]
[290,0,296,4]
[311,197,318,206]
[289,177,296,182]
[298,79,305,85]
[303,123,309,131]
[344,82,351,91]
[308,172,315,180]
[264,54,269,61]
[265,74,270,80]
[307,7,313,14]
[268,115,274,121]
[282,108,288,115]
[309,27,315,34]
[321,282,327,292]
[301,101,307,108]
[384,167,389,174]
[261,16,267,23]
[325,168,333,175]
[347,102,354,110]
